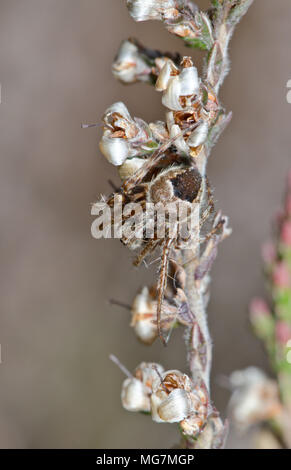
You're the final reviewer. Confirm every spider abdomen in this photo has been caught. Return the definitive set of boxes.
[149,166,202,205]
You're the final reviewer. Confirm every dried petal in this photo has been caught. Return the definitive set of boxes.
[121,377,150,412]
[169,124,189,154]
[157,388,192,422]
[118,157,146,181]
[149,121,169,142]
[99,134,130,166]
[161,64,199,111]
[178,66,199,96]
[155,59,177,91]
[104,102,132,124]
[127,0,178,22]
[131,287,158,344]
[188,121,209,147]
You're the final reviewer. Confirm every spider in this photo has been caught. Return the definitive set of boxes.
[103,125,216,345]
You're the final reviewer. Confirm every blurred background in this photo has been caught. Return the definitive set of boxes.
[0,0,290,449]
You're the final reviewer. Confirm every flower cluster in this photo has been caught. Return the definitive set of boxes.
[112,38,180,85]
[126,0,213,51]
[121,362,210,437]
[99,101,157,165]
[250,172,291,374]
[121,362,163,412]
[230,172,291,448]
[100,57,221,177]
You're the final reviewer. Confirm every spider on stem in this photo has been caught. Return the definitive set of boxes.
[101,125,218,344]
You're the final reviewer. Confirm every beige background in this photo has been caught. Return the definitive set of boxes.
[0,0,290,448]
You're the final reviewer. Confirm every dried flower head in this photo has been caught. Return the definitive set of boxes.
[229,367,282,429]
[113,39,181,86]
[99,102,157,166]
[131,286,178,345]
[130,263,193,345]
[127,0,181,22]
[121,362,164,413]
[112,39,152,84]
[156,58,200,111]
[150,370,209,436]
[155,57,220,154]
[131,287,159,345]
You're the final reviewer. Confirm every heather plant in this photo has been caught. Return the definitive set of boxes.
[91,0,254,448]
[229,173,291,449]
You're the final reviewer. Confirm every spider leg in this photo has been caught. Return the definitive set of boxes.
[199,178,215,229]
[133,239,159,267]
[122,121,202,194]
[202,219,225,244]
[157,238,174,346]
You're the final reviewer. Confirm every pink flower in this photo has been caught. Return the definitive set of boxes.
[285,195,291,217]
[272,262,290,289]
[249,298,271,319]
[281,220,291,246]
[275,321,291,345]
[261,242,276,265]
